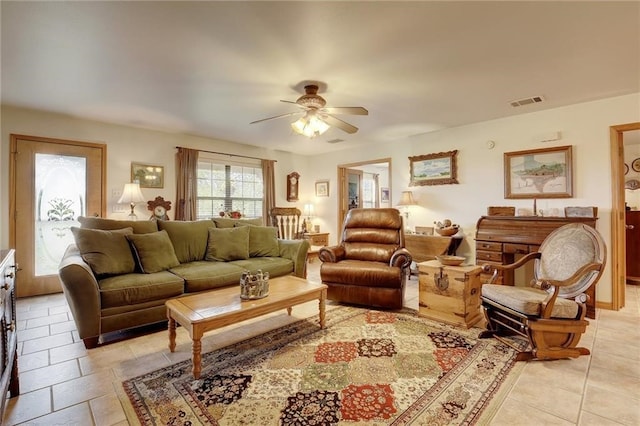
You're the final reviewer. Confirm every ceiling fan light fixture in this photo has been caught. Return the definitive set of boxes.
[291,113,330,138]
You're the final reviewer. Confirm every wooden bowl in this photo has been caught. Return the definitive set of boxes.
[435,226,459,236]
[436,255,466,266]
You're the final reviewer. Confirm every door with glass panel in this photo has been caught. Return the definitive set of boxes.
[10,134,106,297]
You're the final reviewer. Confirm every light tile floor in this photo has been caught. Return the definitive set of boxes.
[3,263,640,425]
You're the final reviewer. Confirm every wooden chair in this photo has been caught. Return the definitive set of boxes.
[269,207,302,240]
[479,223,606,361]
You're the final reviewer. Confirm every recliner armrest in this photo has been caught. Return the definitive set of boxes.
[390,248,412,269]
[319,245,345,263]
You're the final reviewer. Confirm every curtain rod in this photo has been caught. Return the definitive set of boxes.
[176,146,276,162]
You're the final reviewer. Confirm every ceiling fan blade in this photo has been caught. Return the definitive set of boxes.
[322,114,359,134]
[280,100,298,105]
[322,106,368,115]
[250,111,300,125]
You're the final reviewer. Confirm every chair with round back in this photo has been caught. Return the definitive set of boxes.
[479,223,606,361]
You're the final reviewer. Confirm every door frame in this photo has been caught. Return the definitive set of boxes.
[9,134,107,295]
[610,122,640,310]
[337,158,391,236]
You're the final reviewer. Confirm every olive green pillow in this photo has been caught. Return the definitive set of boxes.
[78,216,158,234]
[71,227,136,276]
[244,225,280,257]
[205,226,250,261]
[126,230,180,273]
[212,217,263,228]
[157,220,212,263]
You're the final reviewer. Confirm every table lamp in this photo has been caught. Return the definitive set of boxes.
[397,190,417,232]
[118,183,146,220]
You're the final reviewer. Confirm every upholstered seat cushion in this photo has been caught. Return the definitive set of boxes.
[320,259,403,288]
[482,284,579,319]
[98,271,184,309]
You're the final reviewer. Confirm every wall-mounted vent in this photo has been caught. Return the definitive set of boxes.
[510,95,544,108]
[327,138,344,144]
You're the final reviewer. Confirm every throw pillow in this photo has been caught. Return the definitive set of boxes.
[126,230,180,273]
[245,226,280,257]
[212,217,263,228]
[205,226,250,261]
[71,227,136,276]
[78,216,158,234]
[157,219,212,263]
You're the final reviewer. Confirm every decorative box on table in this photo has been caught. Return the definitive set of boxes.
[417,260,482,328]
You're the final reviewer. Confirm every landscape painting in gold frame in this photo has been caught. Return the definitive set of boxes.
[131,162,164,189]
[409,150,458,186]
[504,145,572,199]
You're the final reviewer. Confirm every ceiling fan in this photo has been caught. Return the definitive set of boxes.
[250,84,368,137]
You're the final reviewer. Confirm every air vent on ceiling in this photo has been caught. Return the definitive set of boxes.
[510,95,544,108]
[327,138,344,144]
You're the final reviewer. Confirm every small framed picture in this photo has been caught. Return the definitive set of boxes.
[380,187,390,202]
[409,150,459,186]
[131,162,164,188]
[315,180,329,197]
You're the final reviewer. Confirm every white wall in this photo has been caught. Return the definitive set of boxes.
[307,93,640,306]
[0,106,310,243]
[2,93,639,306]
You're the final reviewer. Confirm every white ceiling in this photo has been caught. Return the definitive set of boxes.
[2,1,639,155]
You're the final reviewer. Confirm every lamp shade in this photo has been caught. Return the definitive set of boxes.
[303,203,315,217]
[397,191,416,206]
[118,183,146,204]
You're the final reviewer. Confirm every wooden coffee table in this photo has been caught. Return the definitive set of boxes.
[166,275,327,379]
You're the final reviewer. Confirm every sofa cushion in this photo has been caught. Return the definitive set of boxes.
[78,216,158,234]
[126,230,181,273]
[205,226,250,261]
[212,217,263,228]
[157,219,212,263]
[230,257,294,278]
[98,271,184,309]
[71,227,136,276]
[243,225,280,257]
[169,261,246,293]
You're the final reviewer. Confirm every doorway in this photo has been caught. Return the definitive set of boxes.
[337,158,391,234]
[610,122,640,310]
[9,134,106,297]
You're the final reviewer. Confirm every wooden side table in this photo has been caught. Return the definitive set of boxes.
[304,233,330,263]
[417,260,482,328]
[404,234,462,276]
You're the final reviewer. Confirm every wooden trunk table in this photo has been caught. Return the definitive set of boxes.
[166,275,327,379]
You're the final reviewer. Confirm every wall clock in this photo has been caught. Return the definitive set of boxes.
[147,196,172,220]
[287,172,300,202]
[633,158,640,173]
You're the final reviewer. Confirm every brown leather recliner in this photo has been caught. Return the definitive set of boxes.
[319,208,412,309]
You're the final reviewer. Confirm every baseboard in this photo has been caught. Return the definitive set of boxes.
[595,300,614,311]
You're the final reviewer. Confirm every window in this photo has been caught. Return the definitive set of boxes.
[196,158,263,220]
[362,172,377,208]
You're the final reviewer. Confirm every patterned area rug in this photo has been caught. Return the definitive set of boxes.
[121,306,524,425]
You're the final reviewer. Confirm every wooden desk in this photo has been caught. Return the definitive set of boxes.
[475,215,598,318]
[404,234,462,275]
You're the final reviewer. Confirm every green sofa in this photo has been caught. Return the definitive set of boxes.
[58,216,310,348]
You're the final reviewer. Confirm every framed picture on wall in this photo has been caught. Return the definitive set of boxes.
[409,150,459,186]
[504,145,573,199]
[380,187,390,202]
[131,162,164,188]
[315,180,329,197]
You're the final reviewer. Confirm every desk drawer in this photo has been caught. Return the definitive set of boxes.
[476,241,502,252]
[503,243,529,254]
[476,250,503,262]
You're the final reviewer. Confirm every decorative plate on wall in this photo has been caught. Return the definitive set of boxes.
[625,179,640,190]
[632,158,640,172]
[625,163,629,175]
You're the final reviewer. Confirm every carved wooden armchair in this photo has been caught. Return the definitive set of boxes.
[269,207,302,240]
[479,223,606,361]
